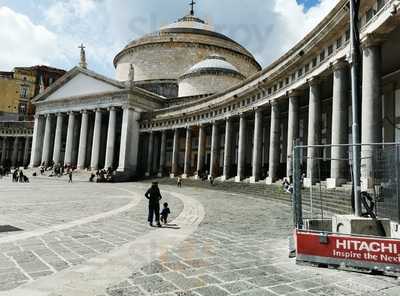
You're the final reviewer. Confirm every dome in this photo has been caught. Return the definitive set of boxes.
[178,55,245,97]
[182,55,243,78]
[113,13,261,98]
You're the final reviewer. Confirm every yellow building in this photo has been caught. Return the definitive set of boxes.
[0,66,65,120]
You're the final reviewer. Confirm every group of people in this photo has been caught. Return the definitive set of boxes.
[0,165,11,178]
[12,168,29,183]
[145,182,170,227]
[89,168,114,183]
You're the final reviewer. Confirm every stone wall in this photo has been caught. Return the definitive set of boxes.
[115,43,259,82]
[178,73,244,97]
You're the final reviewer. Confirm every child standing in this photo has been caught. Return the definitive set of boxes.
[160,202,171,224]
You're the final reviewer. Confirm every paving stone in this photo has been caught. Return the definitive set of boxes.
[268,284,299,295]
[194,285,230,296]
[248,275,291,287]
[307,284,356,296]
[213,270,243,282]
[162,272,206,290]
[140,261,170,274]
[198,274,222,284]
[221,281,257,294]
[132,275,179,294]
[236,289,277,296]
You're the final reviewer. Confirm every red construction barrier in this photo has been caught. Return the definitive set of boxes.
[295,230,400,272]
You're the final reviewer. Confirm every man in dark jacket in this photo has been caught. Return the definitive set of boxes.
[145,182,162,227]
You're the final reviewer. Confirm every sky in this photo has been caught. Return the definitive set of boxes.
[0,0,338,78]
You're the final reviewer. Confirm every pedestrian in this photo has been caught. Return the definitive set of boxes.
[145,182,162,227]
[68,170,73,183]
[209,175,214,185]
[177,176,182,188]
[160,202,171,224]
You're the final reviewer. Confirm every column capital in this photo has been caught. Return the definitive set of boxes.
[80,110,88,114]
[121,104,134,111]
[331,58,348,71]
[287,89,302,98]
[269,99,279,107]
[108,106,117,111]
[361,33,386,48]
[307,76,320,86]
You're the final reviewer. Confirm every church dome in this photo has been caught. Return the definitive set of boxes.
[113,12,261,97]
[178,55,245,97]
[182,55,243,77]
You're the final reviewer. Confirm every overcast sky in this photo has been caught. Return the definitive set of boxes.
[0,0,338,78]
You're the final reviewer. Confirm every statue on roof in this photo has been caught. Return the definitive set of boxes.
[79,44,87,69]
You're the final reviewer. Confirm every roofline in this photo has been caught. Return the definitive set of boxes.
[113,32,261,70]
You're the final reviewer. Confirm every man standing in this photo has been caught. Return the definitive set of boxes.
[145,182,162,227]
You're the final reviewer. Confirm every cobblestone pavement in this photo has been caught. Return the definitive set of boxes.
[0,178,399,295]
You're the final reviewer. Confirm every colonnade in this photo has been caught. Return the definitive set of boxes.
[0,136,31,168]
[142,37,383,188]
[29,106,139,173]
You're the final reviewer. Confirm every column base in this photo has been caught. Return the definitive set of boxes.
[235,176,242,183]
[249,176,259,184]
[157,172,163,178]
[170,173,177,179]
[303,178,316,188]
[182,174,189,179]
[220,175,229,181]
[265,177,274,185]
[326,178,346,189]
[145,172,150,177]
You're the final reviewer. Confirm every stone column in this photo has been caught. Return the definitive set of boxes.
[77,110,89,169]
[64,112,76,166]
[158,130,167,177]
[91,109,102,171]
[11,137,19,168]
[41,114,53,166]
[235,114,247,182]
[195,124,206,178]
[327,60,349,188]
[361,35,383,190]
[266,101,280,184]
[286,91,300,179]
[221,117,233,181]
[23,137,30,167]
[251,108,263,183]
[209,121,220,178]
[303,77,321,187]
[1,137,7,164]
[117,107,140,176]
[145,132,154,177]
[52,113,64,165]
[105,107,117,169]
[170,128,179,177]
[183,127,192,178]
[29,114,45,167]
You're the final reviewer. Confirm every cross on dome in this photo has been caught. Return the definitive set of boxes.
[189,0,196,16]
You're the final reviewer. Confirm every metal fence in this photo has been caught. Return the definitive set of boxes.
[292,143,400,231]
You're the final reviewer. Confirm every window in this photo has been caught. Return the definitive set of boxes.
[285,77,289,85]
[312,57,317,68]
[268,88,272,95]
[366,8,374,22]
[320,50,325,62]
[305,63,310,73]
[328,45,333,55]
[20,86,29,98]
[273,85,277,91]
[291,73,296,81]
[279,81,283,88]
[18,103,27,114]
[377,0,384,10]
[298,68,303,78]
[345,29,350,41]
[336,37,342,49]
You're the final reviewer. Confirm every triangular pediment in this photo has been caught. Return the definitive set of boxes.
[34,67,126,102]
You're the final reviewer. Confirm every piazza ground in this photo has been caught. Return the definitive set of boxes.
[0,176,399,296]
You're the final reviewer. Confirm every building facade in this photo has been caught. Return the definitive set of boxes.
[30,0,400,187]
[0,66,65,168]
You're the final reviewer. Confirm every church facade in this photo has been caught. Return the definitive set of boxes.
[30,0,400,187]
